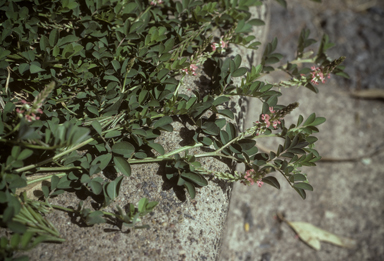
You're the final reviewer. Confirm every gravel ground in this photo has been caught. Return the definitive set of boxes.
[219,1,384,260]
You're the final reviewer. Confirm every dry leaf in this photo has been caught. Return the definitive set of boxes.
[351,89,384,99]
[287,221,357,250]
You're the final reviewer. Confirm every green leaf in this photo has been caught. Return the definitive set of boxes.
[303,113,316,126]
[51,175,60,190]
[212,96,230,106]
[123,2,138,14]
[106,176,124,200]
[0,236,7,249]
[181,172,208,186]
[148,142,165,155]
[112,141,135,156]
[42,185,49,198]
[237,139,256,151]
[91,120,102,136]
[138,197,148,213]
[86,211,106,225]
[70,127,90,145]
[57,175,71,189]
[90,180,103,195]
[218,109,234,119]
[10,233,21,248]
[114,156,131,177]
[0,48,11,60]
[297,115,304,126]
[201,121,220,135]
[12,146,21,159]
[262,176,280,189]
[8,221,27,234]
[20,231,34,248]
[56,35,79,47]
[308,117,326,126]
[87,105,99,116]
[8,176,27,189]
[18,63,29,74]
[232,67,248,77]
[248,18,265,26]
[105,130,121,138]
[177,176,186,186]
[17,149,33,161]
[183,181,196,199]
[49,29,59,46]
[290,174,307,182]
[294,187,306,199]
[226,122,237,140]
[265,57,280,64]
[152,116,173,129]
[293,183,313,191]
[29,64,45,74]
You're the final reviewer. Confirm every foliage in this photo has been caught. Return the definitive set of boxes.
[0,0,347,259]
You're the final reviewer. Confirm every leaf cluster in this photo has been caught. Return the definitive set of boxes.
[0,0,347,258]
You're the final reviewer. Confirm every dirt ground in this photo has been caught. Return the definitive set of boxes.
[219,0,384,260]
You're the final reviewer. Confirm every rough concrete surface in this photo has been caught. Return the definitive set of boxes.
[219,0,384,260]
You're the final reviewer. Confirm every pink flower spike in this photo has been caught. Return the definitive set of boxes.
[211,43,217,52]
[190,64,198,71]
[261,114,270,122]
[220,38,227,48]
[272,120,280,129]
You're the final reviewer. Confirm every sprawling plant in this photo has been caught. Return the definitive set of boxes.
[0,0,347,259]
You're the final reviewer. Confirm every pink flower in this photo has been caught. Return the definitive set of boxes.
[243,169,255,185]
[310,66,330,85]
[211,43,218,52]
[150,1,156,5]
[261,114,270,121]
[269,107,275,113]
[220,38,227,48]
[181,64,198,76]
[261,114,270,127]
[256,180,264,187]
[272,120,280,129]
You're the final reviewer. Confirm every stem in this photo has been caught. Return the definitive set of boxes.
[36,166,81,172]
[127,142,205,164]
[14,126,123,173]
[195,152,239,162]
[26,173,67,185]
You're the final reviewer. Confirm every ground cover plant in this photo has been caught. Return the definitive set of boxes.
[0,0,348,259]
